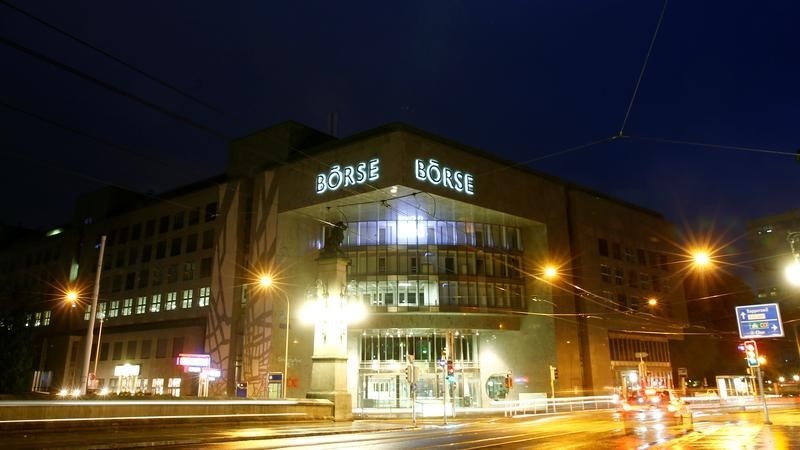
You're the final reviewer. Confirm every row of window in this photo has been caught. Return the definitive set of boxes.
[103,229,215,271]
[84,287,211,319]
[92,335,188,361]
[103,202,218,247]
[342,220,523,250]
[97,377,182,397]
[360,332,478,363]
[609,336,671,363]
[599,290,672,316]
[597,238,671,271]
[599,264,669,292]
[2,244,63,272]
[348,251,523,278]
[25,310,52,327]
[350,279,525,309]
[105,258,212,293]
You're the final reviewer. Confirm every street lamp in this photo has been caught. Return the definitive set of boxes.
[691,250,712,269]
[258,274,290,399]
[79,235,107,395]
[92,311,106,383]
[65,290,78,307]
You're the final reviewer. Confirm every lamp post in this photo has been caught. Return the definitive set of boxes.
[79,235,106,395]
[92,311,106,380]
[785,232,800,286]
[259,275,289,399]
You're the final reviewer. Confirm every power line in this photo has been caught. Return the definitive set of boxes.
[0,35,229,140]
[0,0,240,122]
[0,99,211,177]
[619,0,669,136]
[626,135,796,157]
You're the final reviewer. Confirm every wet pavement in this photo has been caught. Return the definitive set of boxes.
[653,409,800,449]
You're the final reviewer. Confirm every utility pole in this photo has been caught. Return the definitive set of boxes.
[80,235,106,395]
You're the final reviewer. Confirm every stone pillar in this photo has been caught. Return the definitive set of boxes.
[306,256,352,421]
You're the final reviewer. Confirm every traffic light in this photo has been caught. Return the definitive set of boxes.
[504,375,513,389]
[550,365,559,381]
[446,360,454,381]
[743,340,759,367]
[404,365,412,382]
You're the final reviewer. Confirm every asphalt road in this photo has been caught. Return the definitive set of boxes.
[7,407,800,449]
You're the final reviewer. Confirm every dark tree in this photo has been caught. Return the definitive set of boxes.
[0,306,35,394]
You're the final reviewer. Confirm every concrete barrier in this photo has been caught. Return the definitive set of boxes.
[0,399,334,431]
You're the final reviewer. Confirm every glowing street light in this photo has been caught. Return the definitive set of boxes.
[65,290,78,307]
[543,266,558,279]
[692,250,711,268]
[258,274,289,399]
[785,261,800,286]
[647,297,658,307]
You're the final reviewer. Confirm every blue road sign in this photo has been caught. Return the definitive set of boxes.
[268,372,283,382]
[735,303,784,339]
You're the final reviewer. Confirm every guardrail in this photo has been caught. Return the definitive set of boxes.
[497,395,618,417]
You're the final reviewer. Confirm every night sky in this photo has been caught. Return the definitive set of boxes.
[2,0,798,251]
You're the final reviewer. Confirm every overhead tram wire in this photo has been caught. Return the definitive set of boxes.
[0,0,240,122]
[0,35,229,140]
[0,33,407,229]
[618,0,669,137]
[0,149,198,212]
[626,135,796,158]
[0,100,211,178]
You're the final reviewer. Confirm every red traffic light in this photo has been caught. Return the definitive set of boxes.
[743,340,759,367]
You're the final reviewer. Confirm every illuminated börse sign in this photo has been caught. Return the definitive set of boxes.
[177,353,211,368]
[415,158,474,195]
[316,158,380,194]
[314,157,475,196]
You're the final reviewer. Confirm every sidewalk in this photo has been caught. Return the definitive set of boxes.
[659,409,800,449]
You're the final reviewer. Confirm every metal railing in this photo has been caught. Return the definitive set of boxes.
[497,395,618,416]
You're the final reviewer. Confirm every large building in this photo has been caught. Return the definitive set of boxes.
[746,209,800,371]
[1,122,690,406]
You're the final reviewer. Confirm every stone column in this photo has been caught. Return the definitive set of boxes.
[306,256,353,421]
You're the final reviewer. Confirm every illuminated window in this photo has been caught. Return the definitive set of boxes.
[135,296,147,314]
[168,377,181,397]
[198,287,210,307]
[34,312,42,327]
[122,298,133,316]
[42,310,51,326]
[151,378,164,395]
[166,292,177,310]
[150,294,162,313]
[181,289,193,309]
[109,300,120,318]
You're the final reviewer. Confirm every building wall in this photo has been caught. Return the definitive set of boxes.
[6,121,692,400]
[566,188,689,393]
[64,184,221,394]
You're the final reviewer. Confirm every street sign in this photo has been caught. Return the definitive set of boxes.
[735,303,784,339]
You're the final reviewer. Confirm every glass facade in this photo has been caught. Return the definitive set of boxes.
[343,219,527,408]
[358,330,481,408]
[343,219,526,312]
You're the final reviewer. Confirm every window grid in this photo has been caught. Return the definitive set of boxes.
[166,292,177,310]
